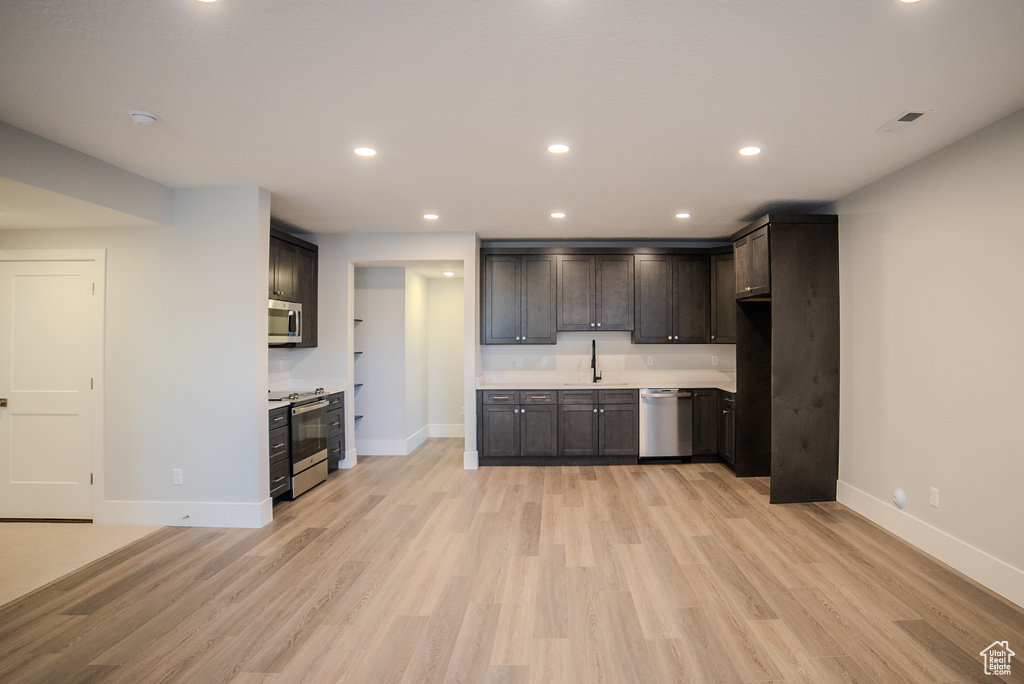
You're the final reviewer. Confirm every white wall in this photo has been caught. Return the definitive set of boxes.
[834,107,1024,607]
[427,277,466,435]
[0,187,271,528]
[405,271,429,447]
[352,267,408,454]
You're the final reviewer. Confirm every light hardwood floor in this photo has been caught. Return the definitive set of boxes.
[1,438,1021,683]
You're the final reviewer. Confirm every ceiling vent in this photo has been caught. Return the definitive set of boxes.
[877,110,930,133]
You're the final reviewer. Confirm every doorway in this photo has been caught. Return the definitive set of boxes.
[0,250,104,520]
[353,261,465,456]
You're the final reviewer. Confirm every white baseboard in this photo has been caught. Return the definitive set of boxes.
[428,423,465,438]
[464,450,479,470]
[339,448,358,469]
[837,480,1024,609]
[96,498,270,528]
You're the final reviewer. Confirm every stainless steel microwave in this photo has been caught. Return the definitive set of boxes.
[269,299,302,345]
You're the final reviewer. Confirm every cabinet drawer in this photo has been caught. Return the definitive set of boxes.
[326,392,343,409]
[720,391,735,407]
[326,409,344,437]
[269,426,290,464]
[269,407,289,429]
[270,458,290,498]
[559,389,599,405]
[598,389,638,404]
[483,391,519,404]
[327,436,345,463]
[521,391,556,405]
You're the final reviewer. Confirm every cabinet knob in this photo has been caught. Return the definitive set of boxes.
[674,336,679,340]
[600,409,604,413]
[515,336,520,341]
[597,322,602,327]
[711,335,715,340]
[593,408,598,413]
[591,323,595,327]
[746,286,752,292]
[667,336,672,340]
[514,408,519,414]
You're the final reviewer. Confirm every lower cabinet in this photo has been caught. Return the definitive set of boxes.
[692,389,718,456]
[718,390,736,467]
[326,392,345,467]
[269,406,291,498]
[479,388,639,463]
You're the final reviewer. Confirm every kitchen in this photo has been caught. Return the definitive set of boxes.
[1,0,1022,651]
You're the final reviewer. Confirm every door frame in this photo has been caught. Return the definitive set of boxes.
[0,249,105,520]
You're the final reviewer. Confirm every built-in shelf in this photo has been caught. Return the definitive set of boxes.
[354,383,363,389]
[354,351,363,355]
[354,318,363,323]
[355,414,364,420]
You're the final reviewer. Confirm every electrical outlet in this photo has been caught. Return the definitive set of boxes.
[646,355,654,366]
[541,356,548,367]
[173,469,183,485]
[460,405,465,416]
[516,356,523,367]
[712,355,719,366]
[930,487,939,508]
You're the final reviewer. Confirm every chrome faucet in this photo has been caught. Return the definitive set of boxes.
[591,339,602,383]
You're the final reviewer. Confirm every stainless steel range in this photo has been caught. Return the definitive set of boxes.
[269,389,328,497]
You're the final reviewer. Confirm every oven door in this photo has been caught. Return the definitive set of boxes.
[291,398,328,474]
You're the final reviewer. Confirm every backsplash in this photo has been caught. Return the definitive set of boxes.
[479,331,735,384]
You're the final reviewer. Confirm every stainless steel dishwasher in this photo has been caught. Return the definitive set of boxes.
[639,388,693,459]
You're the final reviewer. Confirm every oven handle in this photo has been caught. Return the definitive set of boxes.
[292,399,329,415]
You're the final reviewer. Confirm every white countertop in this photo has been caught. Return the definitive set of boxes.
[477,373,736,393]
[267,387,344,411]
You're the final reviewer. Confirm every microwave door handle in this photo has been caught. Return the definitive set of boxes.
[292,399,329,415]
[290,309,301,337]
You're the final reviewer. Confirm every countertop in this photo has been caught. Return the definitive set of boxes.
[267,388,344,411]
[477,373,736,394]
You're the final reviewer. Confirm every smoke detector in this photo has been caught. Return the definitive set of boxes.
[129,110,158,126]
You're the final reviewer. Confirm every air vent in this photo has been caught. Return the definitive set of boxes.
[877,110,931,133]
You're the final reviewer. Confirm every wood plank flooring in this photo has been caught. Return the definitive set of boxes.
[2,438,1022,683]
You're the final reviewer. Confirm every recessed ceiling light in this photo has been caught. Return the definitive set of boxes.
[548,144,570,154]
[898,0,922,3]
[675,212,691,219]
[442,271,455,277]
[423,214,439,220]
[551,212,566,218]
[195,0,218,3]
[354,147,377,157]
[128,110,158,126]
[738,146,761,156]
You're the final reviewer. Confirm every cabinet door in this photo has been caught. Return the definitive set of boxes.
[710,254,736,344]
[483,255,521,345]
[294,246,318,348]
[521,255,557,344]
[692,389,718,455]
[559,405,599,456]
[735,226,770,298]
[273,239,299,302]
[556,255,595,331]
[598,404,639,457]
[520,405,558,456]
[595,255,634,331]
[633,255,674,344]
[482,404,519,457]
[673,256,710,343]
[718,392,735,466]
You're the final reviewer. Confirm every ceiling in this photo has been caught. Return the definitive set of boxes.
[2,0,1023,240]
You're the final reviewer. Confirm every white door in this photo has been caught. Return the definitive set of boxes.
[0,254,103,519]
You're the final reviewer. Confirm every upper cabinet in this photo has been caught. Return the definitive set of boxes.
[734,225,770,298]
[482,254,557,345]
[633,255,709,344]
[269,225,318,348]
[710,253,736,344]
[556,255,634,332]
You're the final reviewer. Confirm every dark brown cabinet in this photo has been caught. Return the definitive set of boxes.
[710,253,736,343]
[558,404,600,457]
[633,255,710,344]
[478,390,557,458]
[692,389,718,456]
[558,389,638,458]
[268,406,290,499]
[482,254,557,345]
[326,392,345,468]
[717,391,735,467]
[732,214,839,502]
[556,255,634,331]
[734,225,770,299]
[270,225,318,348]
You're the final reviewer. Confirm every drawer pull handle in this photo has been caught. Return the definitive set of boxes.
[493,395,509,399]
[530,396,546,400]
[272,443,286,449]
[272,476,287,484]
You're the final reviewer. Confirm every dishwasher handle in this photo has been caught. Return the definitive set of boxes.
[640,389,692,399]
